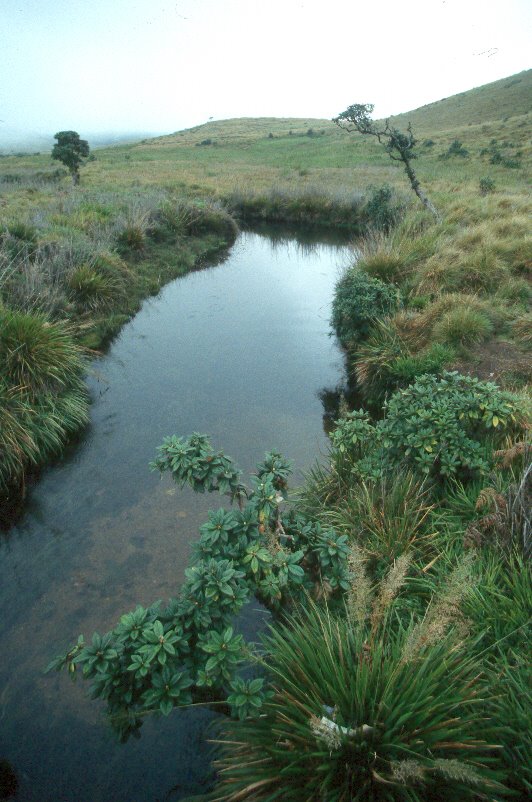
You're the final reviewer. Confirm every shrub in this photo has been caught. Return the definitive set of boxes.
[441,139,469,158]
[213,595,506,801]
[331,268,399,346]
[330,373,522,483]
[432,307,493,347]
[47,436,353,739]
[377,372,520,481]
[363,184,402,232]
[479,176,495,195]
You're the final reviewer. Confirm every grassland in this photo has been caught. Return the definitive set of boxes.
[0,69,530,498]
[6,69,530,798]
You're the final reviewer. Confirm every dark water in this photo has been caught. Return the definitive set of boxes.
[0,228,350,802]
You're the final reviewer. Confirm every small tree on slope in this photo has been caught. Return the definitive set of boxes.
[334,103,441,221]
[52,130,90,185]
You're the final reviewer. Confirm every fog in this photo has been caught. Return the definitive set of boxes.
[1,0,530,148]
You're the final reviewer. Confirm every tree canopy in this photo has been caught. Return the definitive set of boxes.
[52,131,90,185]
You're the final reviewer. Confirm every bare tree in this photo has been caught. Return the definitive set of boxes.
[333,104,440,221]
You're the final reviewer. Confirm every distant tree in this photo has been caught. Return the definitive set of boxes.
[51,131,90,185]
[333,104,440,221]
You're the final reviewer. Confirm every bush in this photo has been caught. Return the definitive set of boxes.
[331,373,522,483]
[47,436,354,740]
[479,176,495,195]
[363,184,402,232]
[331,268,399,346]
[432,307,493,347]
[378,372,520,481]
[441,139,469,158]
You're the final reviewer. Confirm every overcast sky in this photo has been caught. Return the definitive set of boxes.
[1,0,530,139]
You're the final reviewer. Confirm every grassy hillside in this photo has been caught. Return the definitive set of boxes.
[389,69,532,132]
[1,69,530,204]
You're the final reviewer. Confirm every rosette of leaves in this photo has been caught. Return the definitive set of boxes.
[48,437,350,739]
[378,372,521,481]
[227,677,272,721]
[150,433,246,501]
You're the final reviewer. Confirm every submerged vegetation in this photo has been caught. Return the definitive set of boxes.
[2,68,531,798]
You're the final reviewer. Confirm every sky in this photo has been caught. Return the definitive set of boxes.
[0,0,530,142]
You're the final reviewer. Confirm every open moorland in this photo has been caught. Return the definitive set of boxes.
[1,69,531,801]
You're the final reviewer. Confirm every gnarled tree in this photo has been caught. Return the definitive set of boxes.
[334,103,440,221]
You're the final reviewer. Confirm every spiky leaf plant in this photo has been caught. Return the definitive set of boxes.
[320,472,437,566]
[0,309,85,398]
[0,381,35,491]
[213,584,506,802]
[67,263,125,311]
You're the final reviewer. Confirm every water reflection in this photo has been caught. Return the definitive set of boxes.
[0,229,348,801]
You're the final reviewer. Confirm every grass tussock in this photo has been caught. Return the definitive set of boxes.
[214,587,506,802]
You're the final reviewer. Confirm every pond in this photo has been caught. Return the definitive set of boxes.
[0,226,351,801]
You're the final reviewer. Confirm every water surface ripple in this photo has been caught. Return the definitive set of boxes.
[0,229,349,801]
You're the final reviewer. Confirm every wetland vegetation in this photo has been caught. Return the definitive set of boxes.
[1,68,531,800]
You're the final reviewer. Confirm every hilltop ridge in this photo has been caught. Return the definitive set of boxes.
[144,68,531,147]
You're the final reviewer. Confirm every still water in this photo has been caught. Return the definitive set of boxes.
[0,227,350,801]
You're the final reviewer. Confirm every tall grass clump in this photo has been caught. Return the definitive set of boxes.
[67,261,125,311]
[432,307,494,347]
[0,309,85,397]
[0,308,88,494]
[322,473,437,564]
[350,318,455,406]
[213,586,506,801]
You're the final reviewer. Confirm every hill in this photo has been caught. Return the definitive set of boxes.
[389,69,532,133]
[142,69,532,148]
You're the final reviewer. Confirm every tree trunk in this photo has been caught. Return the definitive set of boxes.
[403,160,441,221]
